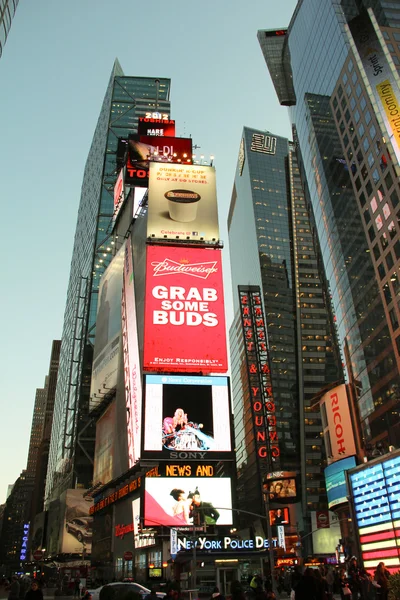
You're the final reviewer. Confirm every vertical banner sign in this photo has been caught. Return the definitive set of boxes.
[238,286,280,477]
[349,10,400,165]
[122,238,142,467]
[170,528,178,559]
[20,523,30,561]
[143,245,228,373]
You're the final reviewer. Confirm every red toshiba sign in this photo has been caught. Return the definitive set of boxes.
[143,246,228,373]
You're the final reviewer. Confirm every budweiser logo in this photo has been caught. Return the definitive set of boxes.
[151,259,218,279]
[115,523,134,539]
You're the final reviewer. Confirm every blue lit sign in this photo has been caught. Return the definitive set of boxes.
[20,522,30,561]
[325,456,357,508]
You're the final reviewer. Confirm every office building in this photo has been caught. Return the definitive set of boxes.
[259,0,400,452]
[45,61,171,504]
[228,127,342,547]
[0,0,19,58]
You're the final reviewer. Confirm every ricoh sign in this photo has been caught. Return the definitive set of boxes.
[143,246,228,373]
[320,384,356,464]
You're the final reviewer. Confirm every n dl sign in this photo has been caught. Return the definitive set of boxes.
[124,551,133,561]
[33,550,43,561]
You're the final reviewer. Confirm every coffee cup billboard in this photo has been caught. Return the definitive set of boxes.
[147,163,220,242]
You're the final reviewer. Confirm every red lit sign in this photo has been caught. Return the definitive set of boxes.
[143,246,228,373]
[239,286,280,474]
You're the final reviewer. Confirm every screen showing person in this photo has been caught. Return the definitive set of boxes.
[188,487,220,525]
[269,478,296,500]
[269,507,290,525]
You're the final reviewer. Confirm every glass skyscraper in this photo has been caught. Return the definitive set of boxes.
[259,0,400,452]
[228,127,342,544]
[0,0,19,58]
[45,61,171,503]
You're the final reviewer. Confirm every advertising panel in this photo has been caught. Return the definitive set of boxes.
[138,117,175,137]
[143,245,228,373]
[93,401,116,485]
[144,477,233,527]
[132,497,156,548]
[61,489,93,554]
[350,10,400,165]
[311,511,341,555]
[143,375,231,458]
[147,163,219,242]
[112,168,126,227]
[325,455,357,509]
[122,238,142,467]
[90,245,125,411]
[349,452,400,572]
[320,384,356,464]
[30,511,47,555]
[125,136,192,187]
[268,478,297,502]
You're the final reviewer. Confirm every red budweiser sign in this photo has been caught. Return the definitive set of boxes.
[143,246,228,373]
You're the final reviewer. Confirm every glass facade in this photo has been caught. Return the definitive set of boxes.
[0,0,18,58]
[228,127,342,539]
[45,63,171,503]
[260,0,400,452]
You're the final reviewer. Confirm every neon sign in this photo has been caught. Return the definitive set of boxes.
[177,534,283,551]
[238,286,280,475]
[20,523,29,561]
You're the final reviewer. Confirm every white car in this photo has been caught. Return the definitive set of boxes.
[87,582,166,600]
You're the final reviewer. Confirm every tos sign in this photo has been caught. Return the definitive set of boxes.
[143,245,228,373]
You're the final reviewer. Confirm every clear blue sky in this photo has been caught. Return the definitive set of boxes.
[0,0,297,503]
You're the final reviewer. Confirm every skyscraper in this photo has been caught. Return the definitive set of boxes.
[0,0,19,58]
[259,0,400,453]
[228,127,342,545]
[45,61,171,504]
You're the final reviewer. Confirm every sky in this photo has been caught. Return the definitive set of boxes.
[0,0,297,503]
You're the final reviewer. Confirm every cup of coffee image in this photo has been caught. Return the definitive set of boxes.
[164,189,201,222]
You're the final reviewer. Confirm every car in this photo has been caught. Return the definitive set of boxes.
[87,583,165,600]
[65,516,93,542]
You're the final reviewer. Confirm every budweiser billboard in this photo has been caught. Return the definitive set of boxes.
[320,384,356,464]
[143,245,228,373]
[147,162,219,242]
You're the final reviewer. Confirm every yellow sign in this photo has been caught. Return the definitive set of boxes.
[377,79,400,150]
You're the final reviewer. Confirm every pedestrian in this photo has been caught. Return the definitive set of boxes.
[210,587,225,600]
[231,581,246,600]
[348,557,361,599]
[338,568,352,600]
[74,578,81,599]
[374,562,390,600]
[6,576,20,600]
[24,581,43,600]
[292,568,323,600]
[326,568,335,599]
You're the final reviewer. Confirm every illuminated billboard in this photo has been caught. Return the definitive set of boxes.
[122,237,142,467]
[61,489,93,554]
[90,245,125,411]
[320,384,356,464]
[143,245,228,373]
[269,507,289,526]
[143,375,232,458]
[147,163,220,242]
[350,10,400,165]
[144,477,233,527]
[324,455,357,509]
[348,451,400,572]
[125,136,192,187]
[138,117,175,137]
[93,400,116,485]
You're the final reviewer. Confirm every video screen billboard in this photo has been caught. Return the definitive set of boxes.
[269,508,290,526]
[112,168,126,227]
[325,455,357,509]
[143,375,232,458]
[147,163,220,242]
[90,245,125,411]
[144,477,233,527]
[93,401,116,485]
[61,489,93,554]
[143,245,228,373]
[268,478,297,502]
[125,136,192,187]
